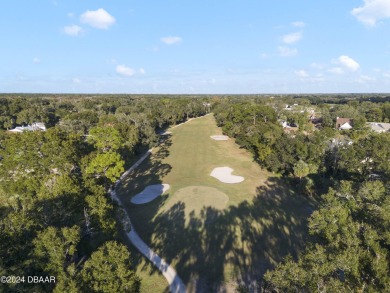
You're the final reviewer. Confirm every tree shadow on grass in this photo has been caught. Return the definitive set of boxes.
[113,137,176,290]
[115,188,173,293]
[117,160,172,205]
[117,137,172,199]
[131,177,315,292]
[154,135,172,160]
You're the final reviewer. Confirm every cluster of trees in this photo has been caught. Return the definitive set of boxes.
[0,97,58,129]
[0,95,208,292]
[0,127,136,292]
[212,96,390,292]
[264,179,390,292]
[213,99,333,189]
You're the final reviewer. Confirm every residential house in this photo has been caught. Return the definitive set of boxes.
[280,120,299,134]
[9,122,46,133]
[367,122,390,133]
[336,117,353,130]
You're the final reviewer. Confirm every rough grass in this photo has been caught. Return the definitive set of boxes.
[117,114,314,292]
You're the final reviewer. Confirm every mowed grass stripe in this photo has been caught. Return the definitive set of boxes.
[159,115,270,204]
[167,117,220,188]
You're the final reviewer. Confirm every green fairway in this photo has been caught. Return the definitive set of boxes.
[117,114,312,292]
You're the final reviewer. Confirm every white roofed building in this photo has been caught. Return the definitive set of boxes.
[9,122,46,133]
[367,122,390,133]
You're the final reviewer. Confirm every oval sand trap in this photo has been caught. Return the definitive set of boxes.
[210,135,229,141]
[161,186,229,222]
[131,184,170,204]
[210,167,244,184]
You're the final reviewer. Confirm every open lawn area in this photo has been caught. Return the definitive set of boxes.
[117,114,314,292]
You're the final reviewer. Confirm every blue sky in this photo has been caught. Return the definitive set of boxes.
[1,0,390,94]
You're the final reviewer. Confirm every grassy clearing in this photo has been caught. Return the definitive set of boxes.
[117,115,313,292]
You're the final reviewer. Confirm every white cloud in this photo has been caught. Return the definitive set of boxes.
[33,57,40,64]
[328,67,344,74]
[358,75,376,82]
[161,36,182,45]
[116,65,135,77]
[139,68,146,75]
[310,62,325,69]
[282,32,302,44]
[80,8,115,29]
[278,46,298,57]
[294,70,308,77]
[351,0,390,26]
[63,25,83,36]
[338,55,360,71]
[291,21,305,27]
[73,78,81,84]
[383,72,390,79]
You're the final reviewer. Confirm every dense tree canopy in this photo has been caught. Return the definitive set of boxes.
[212,96,390,291]
[0,94,208,292]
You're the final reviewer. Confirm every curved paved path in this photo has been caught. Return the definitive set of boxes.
[109,115,212,293]
[112,181,186,293]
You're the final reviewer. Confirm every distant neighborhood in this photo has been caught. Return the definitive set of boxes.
[278,103,390,134]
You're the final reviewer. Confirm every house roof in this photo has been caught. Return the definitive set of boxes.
[367,122,390,132]
[8,122,46,133]
[339,122,353,130]
[336,118,353,129]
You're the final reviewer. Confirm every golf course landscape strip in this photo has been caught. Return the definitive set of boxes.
[115,114,309,291]
[111,117,214,293]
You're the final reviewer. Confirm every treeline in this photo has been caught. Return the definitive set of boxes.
[213,99,333,195]
[302,94,390,105]
[0,96,208,292]
[213,97,390,292]
[318,101,390,124]
[264,179,390,292]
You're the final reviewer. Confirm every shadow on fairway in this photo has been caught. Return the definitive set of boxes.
[118,137,172,198]
[154,135,172,160]
[130,176,315,292]
[116,138,174,288]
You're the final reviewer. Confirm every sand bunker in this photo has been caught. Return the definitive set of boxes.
[131,184,170,204]
[160,186,229,223]
[210,167,244,184]
[210,135,229,141]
